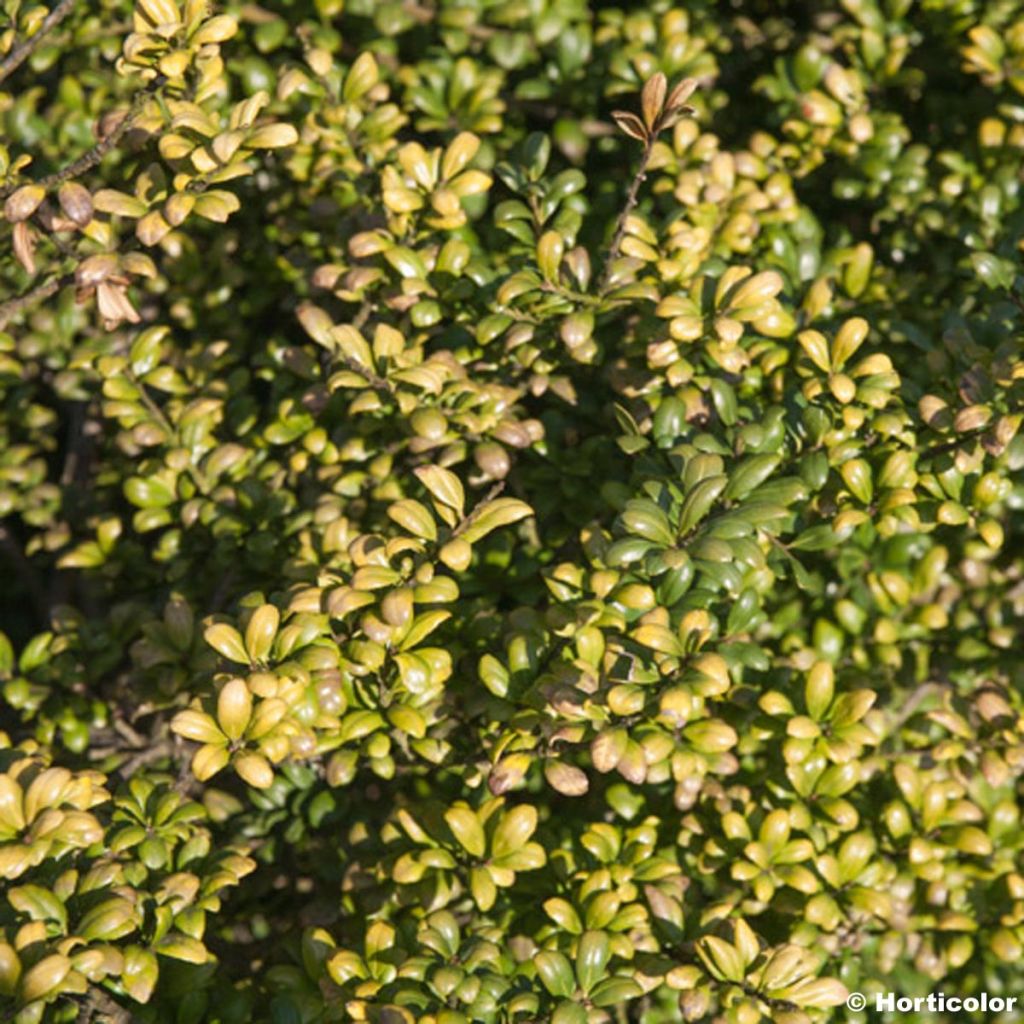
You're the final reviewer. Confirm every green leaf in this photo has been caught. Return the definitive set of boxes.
[124,475,176,508]
[388,499,437,540]
[551,1003,588,1024]
[491,804,537,858]
[679,475,728,533]
[970,251,1015,290]
[8,886,67,930]
[543,898,584,934]
[414,465,465,515]
[575,931,610,995]
[205,623,249,664]
[444,804,486,858]
[622,499,674,546]
[590,976,643,1007]
[460,497,533,543]
[535,951,575,998]
[789,525,839,551]
[697,935,745,983]
[724,454,781,501]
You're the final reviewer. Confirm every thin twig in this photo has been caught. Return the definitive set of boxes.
[112,715,149,747]
[351,297,373,330]
[114,738,175,780]
[74,987,133,1024]
[889,681,945,731]
[36,80,163,192]
[0,75,165,200]
[598,137,654,295]
[174,741,199,795]
[0,271,74,330]
[917,426,987,460]
[451,481,506,539]
[128,369,175,436]
[340,354,392,395]
[0,0,76,85]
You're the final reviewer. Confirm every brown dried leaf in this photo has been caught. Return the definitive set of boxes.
[659,105,696,131]
[13,221,36,276]
[612,111,648,143]
[96,282,141,328]
[76,254,119,288]
[666,76,699,112]
[641,72,667,131]
[96,109,129,141]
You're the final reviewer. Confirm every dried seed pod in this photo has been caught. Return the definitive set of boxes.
[612,110,648,142]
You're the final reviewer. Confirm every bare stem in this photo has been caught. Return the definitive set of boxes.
[113,737,176,780]
[38,82,162,192]
[74,987,133,1024]
[598,137,654,295]
[0,75,165,200]
[0,0,76,85]
[339,354,392,395]
[451,481,506,539]
[0,271,74,330]
[351,297,374,330]
[917,426,987,460]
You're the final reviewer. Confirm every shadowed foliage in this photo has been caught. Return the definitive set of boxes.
[1,0,1024,1021]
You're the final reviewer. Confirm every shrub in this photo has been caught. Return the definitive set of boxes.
[1,0,1024,1021]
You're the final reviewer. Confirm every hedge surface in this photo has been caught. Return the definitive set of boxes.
[1,0,1023,1021]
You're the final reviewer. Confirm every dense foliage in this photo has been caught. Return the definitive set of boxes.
[2,0,1024,1020]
